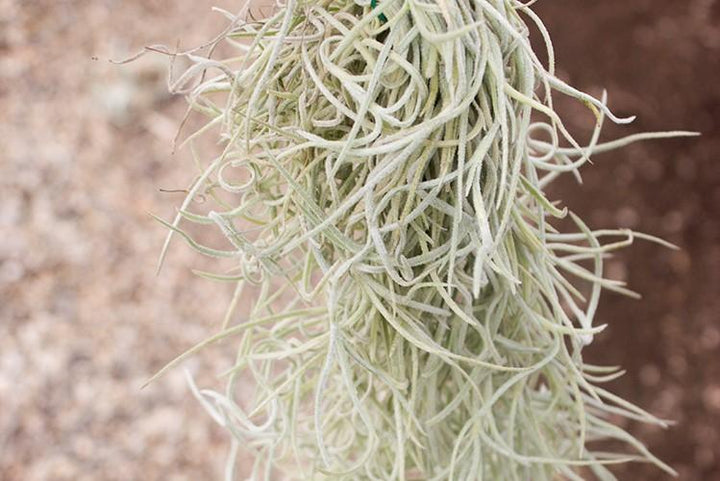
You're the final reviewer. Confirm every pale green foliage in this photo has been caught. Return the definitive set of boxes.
[145,0,695,479]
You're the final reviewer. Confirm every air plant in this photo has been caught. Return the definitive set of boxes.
[140,0,696,479]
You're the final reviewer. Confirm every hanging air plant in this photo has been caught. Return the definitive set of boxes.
[141,0,695,479]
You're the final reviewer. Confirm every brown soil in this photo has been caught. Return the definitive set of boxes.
[0,1,717,480]
[535,1,720,480]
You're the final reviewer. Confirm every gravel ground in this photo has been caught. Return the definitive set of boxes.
[1,2,244,479]
[1,1,718,480]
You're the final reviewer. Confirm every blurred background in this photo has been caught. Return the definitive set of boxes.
[0,1,717,480]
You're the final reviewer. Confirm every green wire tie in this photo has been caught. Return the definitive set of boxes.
[371,0,388,23]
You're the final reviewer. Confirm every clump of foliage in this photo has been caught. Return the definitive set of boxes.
[140,0,695,479]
